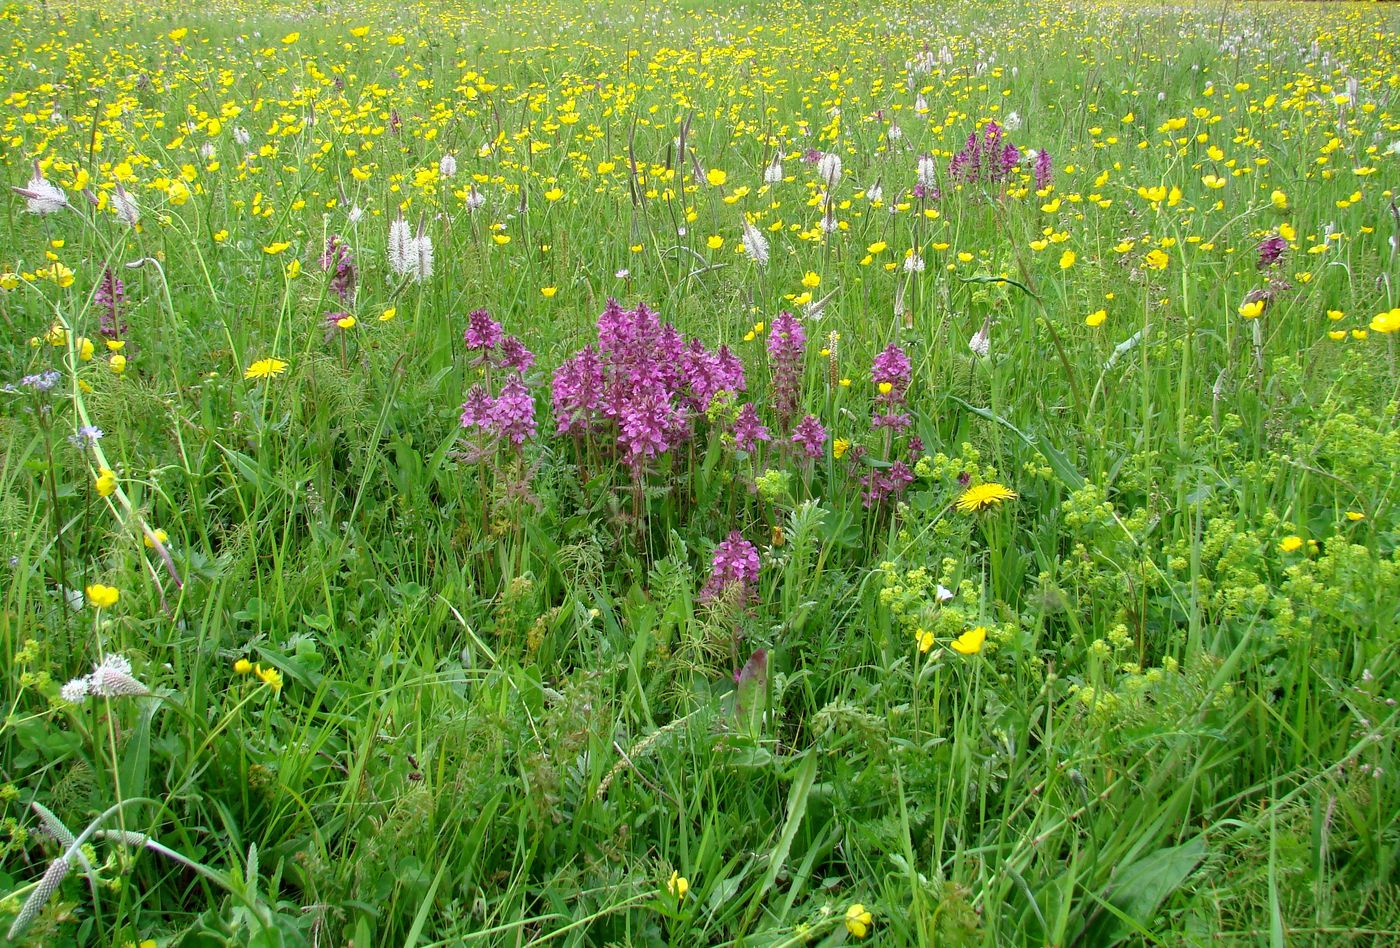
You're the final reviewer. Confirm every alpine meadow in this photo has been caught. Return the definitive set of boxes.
[1,0,1399,944]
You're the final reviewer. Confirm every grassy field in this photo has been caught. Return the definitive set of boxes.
[1,0,1398,943]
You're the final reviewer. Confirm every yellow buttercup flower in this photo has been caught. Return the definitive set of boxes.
[845,903,872,939]
[1238,299,1265,319]
[951,626,988,655]
[85,583,120,609]
[1085,309,1107,327]
[666,870,689,900]
[1279,536,1304,553]
[95,468,117,497]
[705,168,726,187]
[1370,308,1400,334]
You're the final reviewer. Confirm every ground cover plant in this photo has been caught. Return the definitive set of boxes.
[0,0,1398,943]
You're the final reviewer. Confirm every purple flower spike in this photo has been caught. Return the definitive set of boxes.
[1033,149,1053,191]
[791,414,827,459]
[499,336,536,375]
[700,531,761,602]
[732,403,772,453]
[460,384,496,430]
[464,308,503,351]
[767,311,806,427]
[491,376,537,445]
[1257,234,1287,270]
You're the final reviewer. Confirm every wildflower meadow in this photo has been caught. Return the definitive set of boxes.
[1,0,1398,943]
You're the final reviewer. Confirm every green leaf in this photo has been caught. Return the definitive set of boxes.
[946,395,1086,490]
[118,696,160,800]
[955,272,1039,299]
[1079,835,1207,944]
[743,752,818,924]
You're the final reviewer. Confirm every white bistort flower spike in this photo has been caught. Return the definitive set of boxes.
[412,218,434,282]
[969,316,992,358]
[88,653,149,697]
[741,218,769,266]
[14,161,68,215]
[763,152,783,184]
[388,215,414,276]
[112,183,139,226]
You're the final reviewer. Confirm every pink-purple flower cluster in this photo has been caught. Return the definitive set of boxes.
[465,308,505,353]
[767,311,806,428]
[860,462,915,508]
[790,414,828,459]
[459,309,538,448]
[732,403,771,453]
[551,299,745,471]
[699,530,760,603]
[95,267,125,340]
[949,121,1020,187]
[1257,234,1287,270]
[1032,149,1054,191]
[322,234,356,303]
[871,343,912,432]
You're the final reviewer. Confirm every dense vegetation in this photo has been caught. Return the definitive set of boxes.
[1,0,1397,943]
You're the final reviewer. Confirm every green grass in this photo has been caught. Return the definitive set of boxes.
[0,0,1397,944]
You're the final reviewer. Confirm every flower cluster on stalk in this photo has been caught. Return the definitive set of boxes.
[459,309,538,452]
[551,299,745,474]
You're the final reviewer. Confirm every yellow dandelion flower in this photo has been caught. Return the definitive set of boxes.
[955,483,1017,513]
[254,664,283,691]
[244,358,288,380]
